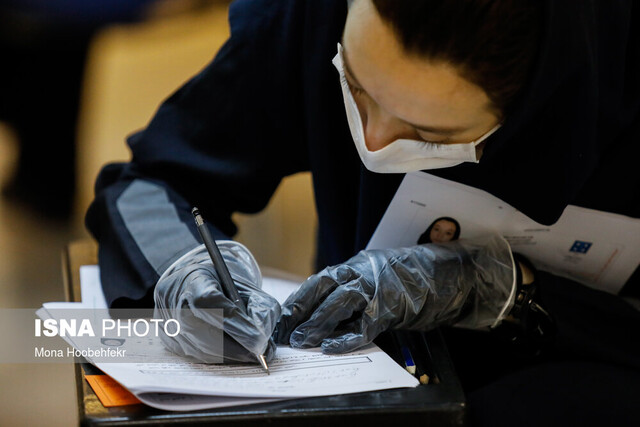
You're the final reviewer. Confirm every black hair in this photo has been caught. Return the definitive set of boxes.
[371,0,542,117]
[417,216,461,245]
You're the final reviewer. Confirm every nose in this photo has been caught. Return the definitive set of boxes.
[361,104,416,152]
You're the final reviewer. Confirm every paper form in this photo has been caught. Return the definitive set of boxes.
[37,265,418,410]
[97,344,417,399]
[136,392,280,411]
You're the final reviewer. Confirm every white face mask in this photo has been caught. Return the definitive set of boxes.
[332,43,501,173]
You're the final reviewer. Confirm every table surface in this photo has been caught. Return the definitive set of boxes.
[63,239,466,426]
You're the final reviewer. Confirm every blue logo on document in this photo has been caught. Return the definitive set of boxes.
[569,241,592,254]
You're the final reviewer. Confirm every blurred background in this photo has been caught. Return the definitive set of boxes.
[0,1,317,424]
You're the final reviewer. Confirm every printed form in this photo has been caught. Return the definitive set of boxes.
[37,266,418,410]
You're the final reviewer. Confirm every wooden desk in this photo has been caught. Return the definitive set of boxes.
[64,239,466,426]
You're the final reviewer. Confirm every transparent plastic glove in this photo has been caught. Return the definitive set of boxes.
[274,234,516,354]
[154,241,280,363]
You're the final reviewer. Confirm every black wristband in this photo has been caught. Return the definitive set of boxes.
[492,253,555,357]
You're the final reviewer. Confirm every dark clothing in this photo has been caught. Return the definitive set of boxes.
[446,274,640,425]
[85,0,640,423]
[86,0,640,306]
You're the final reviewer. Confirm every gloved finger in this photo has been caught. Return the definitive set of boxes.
[164,323,257,363]
[197,298,277,363]
[245,290,281,338]
[239,282,281,332]
[224,289,281,360]
[181,332,277,364]
[157,290,228,363]
[274,273,341,344]
[155,241,279,364]
[221,334,278,364]
[186,266,277,332]
[165,266,275,363]
[321,329,373,354]
[218,240,262,286]
[288,283,368,348]
[188,241,262,290]
[263,337,277,361]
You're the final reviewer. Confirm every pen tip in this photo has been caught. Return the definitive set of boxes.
[191,207,200,217]
[258,354,270,374]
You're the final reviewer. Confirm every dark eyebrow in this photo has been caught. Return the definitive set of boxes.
[341,41,469,137]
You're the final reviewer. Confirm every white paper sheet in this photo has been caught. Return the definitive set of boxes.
[97,344,417,399]
[368,172,640,294]
[136,392,280,411]
[80,265,108,309]
[37,265,418,411]
[261,276,301,304]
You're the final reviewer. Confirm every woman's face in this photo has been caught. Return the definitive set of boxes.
[430,220,458,244]
[342,0,500,152]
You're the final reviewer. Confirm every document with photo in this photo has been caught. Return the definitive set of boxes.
[368,172,640,295]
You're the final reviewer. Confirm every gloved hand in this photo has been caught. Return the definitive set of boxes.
[154,241,281,363]
[274,234,515,354]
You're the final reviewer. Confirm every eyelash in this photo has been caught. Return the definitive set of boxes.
[343,72,364,95]
[348,83,365,96]
[418,134,450,144]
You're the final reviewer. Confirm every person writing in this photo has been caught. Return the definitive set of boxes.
[87,0,640,424]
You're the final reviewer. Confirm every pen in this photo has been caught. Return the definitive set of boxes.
[414,353,430,385]
[406,331,430,385]
[407,330,433,385]
[392,330,417,376]
[395,330,431,384]
[191,207,270,374]
[395,331,416,375]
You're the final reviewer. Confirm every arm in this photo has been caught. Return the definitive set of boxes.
[275,235,518,354]
[86,0,314,308]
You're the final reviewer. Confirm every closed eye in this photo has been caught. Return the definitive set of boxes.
[416,133,450,144]
[344,75,366,97]
[343,62,452,145]
[349,85,365,96]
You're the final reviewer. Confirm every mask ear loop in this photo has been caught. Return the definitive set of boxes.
[469,121,502,161]
[473,122,502,146]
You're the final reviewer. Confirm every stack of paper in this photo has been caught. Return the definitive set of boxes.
[37,266,418,411]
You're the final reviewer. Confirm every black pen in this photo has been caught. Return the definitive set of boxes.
[192,207,270,374]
